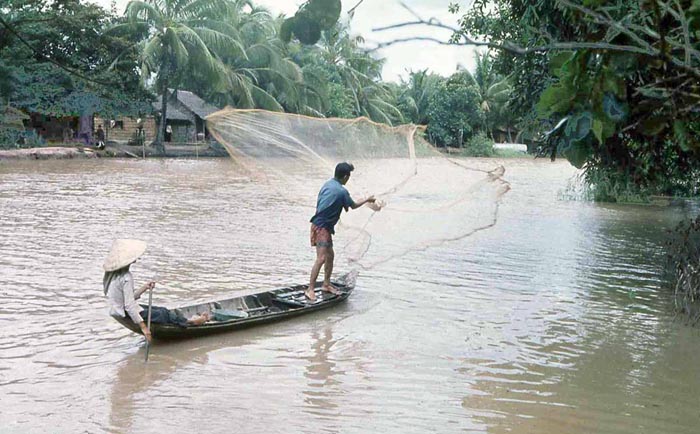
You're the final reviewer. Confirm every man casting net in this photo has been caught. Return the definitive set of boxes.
[206,109,510,271]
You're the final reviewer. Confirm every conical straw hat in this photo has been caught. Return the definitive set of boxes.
[103,239,147,272]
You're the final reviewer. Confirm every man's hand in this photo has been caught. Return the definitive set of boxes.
[365,195,384,211]
[140,322,152,343]
[146,281,156,290]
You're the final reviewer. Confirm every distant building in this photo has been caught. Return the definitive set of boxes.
[93,116,157,145]
[153,89,220,143]
[493,126,518,144]
[95,90,219,145]
[9,89,219,146]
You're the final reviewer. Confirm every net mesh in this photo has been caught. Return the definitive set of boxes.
[207,108,510,269]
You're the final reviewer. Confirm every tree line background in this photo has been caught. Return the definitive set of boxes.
[2,0,699,199]
[0,0,515,157]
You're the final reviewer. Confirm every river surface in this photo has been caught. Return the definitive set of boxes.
[1,158,699,434]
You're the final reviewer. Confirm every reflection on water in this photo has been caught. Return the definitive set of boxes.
[1,158,700,433]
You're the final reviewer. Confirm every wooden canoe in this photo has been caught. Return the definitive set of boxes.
[112,271,357,339]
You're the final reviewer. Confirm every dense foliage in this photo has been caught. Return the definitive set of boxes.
[117,0,259,145]
[426,71,484,147]
[280,0,341,45]
[0,0,150,117]
[1,0,518,157]
[453,0,700,199]
[666,214,700,322]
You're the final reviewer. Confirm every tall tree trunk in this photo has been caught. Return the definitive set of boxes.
[155,53,171,153]
[155,80,168,155]
[78,114,93,146]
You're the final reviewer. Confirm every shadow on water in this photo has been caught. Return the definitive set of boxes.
[107,300,356,433]
[302,327,342,416]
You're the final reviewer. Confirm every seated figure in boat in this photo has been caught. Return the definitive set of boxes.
[103,239,209,342]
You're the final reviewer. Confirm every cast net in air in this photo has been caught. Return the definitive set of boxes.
[206,109,510,269]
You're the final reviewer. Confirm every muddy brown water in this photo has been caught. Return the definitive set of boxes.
[1,158,699,433]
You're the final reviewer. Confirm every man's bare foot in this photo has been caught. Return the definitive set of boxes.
[189,312,210,326]
[322,283,340,295]
[305,288,316,301]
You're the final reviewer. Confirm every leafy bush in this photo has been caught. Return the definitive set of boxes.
[426,71,485,147]
[464,132,495,157]
[0,126,21,149]
[582,166,654,203]
[581,138,700,202]
[665,215,700,323]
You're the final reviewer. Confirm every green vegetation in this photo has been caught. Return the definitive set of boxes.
[666,215,700,323]
[1,0,520,157]
[425,71,484,148]
[0,0,151,148]
[280,0,341,45]
[453,0,700,202]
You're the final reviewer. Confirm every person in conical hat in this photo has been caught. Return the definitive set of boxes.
[103,239,156,342]
[103,239,210,342]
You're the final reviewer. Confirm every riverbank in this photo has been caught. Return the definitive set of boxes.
[1,143,527,160]
[0,147,100,160]
[0,143,229,160]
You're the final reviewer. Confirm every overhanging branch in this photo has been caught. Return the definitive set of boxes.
[369,0,700,79]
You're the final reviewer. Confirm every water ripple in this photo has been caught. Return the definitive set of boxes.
[1,159,699,433]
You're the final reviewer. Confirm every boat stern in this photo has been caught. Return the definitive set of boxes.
[337,270,359,290]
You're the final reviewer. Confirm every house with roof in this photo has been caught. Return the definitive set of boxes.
[5,88,220,147]
[154,89,220,143]
[95,89,219,145]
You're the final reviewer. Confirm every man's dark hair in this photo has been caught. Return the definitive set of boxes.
[334,162,354,179]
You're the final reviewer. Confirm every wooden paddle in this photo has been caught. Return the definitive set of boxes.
[145,284,153,362]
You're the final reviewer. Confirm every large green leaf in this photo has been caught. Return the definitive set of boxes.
[565,112,592,142]
[549,51,574,77]
[674,120,690,152]
[536,84,575,116]
[592,118,603,144]
[602,93,627,121]
[560,141,591,169]
[292,14,321,45]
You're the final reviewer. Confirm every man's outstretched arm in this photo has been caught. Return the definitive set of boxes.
[350,195,376,209]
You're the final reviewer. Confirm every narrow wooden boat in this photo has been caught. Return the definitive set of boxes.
[112,271,357,339]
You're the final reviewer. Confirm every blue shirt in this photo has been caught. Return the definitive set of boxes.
[310,178,356,234]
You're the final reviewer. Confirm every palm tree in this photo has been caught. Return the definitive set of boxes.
[460,52,513,139]
[291,24,402,124]
[178,5,326,116]
[398,69,442,125]
[481,77,512,140]
[318,25,403,124]
[118,0,245,145]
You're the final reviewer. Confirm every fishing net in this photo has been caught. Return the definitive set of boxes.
[207,109,510,269]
